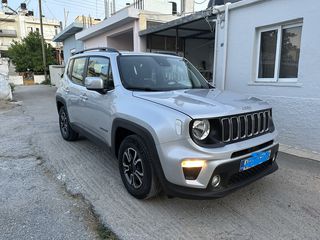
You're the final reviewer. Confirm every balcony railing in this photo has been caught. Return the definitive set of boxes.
[133,0,144,10]
[0,29,17,37]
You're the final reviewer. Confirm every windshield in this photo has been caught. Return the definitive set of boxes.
[118,55,211,91]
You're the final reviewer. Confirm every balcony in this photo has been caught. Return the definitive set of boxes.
[0,29,17,37]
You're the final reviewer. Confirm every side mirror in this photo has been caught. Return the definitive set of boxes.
[85,77,104,91]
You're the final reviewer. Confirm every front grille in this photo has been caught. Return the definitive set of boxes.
[221,110,271,143]
[227,160,272,186]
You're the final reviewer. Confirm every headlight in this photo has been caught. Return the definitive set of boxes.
[192,119,210,140]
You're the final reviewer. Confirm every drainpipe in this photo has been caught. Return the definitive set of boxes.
[221,2,231,91]
[212,19,218,86]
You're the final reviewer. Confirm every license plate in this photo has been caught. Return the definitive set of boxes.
[240,150,271,172]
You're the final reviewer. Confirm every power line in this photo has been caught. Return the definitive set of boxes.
[43,0,58,20]
[0,0,31,26]
[45,0,104,15]
[49,0,104,9]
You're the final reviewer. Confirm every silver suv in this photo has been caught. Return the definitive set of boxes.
[56,48,279,199]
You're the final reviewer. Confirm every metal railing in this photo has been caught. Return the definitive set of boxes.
[0,29,17,37]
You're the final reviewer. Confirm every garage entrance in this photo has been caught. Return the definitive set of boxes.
[107,29,134,51]
[139,11,216,81]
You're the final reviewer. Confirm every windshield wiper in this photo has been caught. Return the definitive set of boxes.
[127,87,160,92]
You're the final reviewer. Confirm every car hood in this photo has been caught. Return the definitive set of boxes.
[133,89,270,119]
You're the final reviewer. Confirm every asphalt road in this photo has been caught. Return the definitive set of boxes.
[0,88,99,239]
[4,85,320,240]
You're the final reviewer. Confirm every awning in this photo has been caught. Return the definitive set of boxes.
[139,10,216,40]
[53,22,83,42]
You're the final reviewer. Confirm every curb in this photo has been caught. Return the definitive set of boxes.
[279,144,320,162]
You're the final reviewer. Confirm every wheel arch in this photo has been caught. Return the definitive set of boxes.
[111,118,168,189]
[56,96,67,112]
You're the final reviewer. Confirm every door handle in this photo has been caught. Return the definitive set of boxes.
[80,93,88,101]
[63,87,70,94]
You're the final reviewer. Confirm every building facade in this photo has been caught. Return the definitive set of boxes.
[53,16,101,63]
[0,8,61,57]
[76,0,195,52]
[212,0,320,152]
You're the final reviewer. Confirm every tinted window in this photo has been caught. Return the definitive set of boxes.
[118,56,209,91]
[87,57,114,89]
[279,26,302,78]
[258,30,278,78]
[71,58,86,85]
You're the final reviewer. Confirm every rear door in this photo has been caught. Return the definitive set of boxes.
[65,57,87,126]
[79,56,115,143]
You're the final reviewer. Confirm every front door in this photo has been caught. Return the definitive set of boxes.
[79,56,115,144]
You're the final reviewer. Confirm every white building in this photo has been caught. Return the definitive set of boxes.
[0,2,61,56]
[214,0,320,153]
[142,0,320,152]
[76,0,194,52]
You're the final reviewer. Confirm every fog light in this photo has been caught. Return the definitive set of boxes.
[181,160,205,180]
[211,175,221,187]
[181,160,205,168]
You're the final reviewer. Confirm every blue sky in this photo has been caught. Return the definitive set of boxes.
[7,0,208,26]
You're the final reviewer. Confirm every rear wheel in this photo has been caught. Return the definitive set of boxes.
[118,135,160,199]
[59,106,79,141]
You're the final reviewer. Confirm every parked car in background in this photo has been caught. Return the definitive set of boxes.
[56,48,279,199]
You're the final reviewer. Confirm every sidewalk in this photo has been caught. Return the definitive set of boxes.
[280,144,320,162]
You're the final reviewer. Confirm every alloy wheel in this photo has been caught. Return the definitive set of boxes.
[122,147,144,189]
[60,111,68,137]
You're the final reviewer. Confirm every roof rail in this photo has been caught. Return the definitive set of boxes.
[153,51,179,56]
[72,47,120,55]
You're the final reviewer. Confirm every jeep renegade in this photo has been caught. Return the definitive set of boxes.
[56,48,279,199]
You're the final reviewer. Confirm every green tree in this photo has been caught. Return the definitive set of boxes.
[7,31,56,73]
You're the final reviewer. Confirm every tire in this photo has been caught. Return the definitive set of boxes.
[118,135,161,199]
[59,106,79,141]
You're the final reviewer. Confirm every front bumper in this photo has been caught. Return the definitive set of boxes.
[163,144,278,199]
[156,132,279,199]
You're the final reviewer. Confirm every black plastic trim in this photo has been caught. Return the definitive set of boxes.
[163,144,279,199]
[231,140,274,158]
[189,109,275,148]
[56,95,67,112]
[111,118,169,191]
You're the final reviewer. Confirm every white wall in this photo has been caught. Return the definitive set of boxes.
[34,75,45,84]
[8,75,23,85]
[49,65,65,87]
[131,0,194,14]
[83,20,145,52]
[215,0,320,152]
[63,35,84,62]
[107,31,134,51]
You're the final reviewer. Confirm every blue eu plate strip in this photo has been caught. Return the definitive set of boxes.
[240,150,271,172]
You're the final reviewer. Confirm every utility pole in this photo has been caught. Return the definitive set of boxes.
[38,0,48,82]
[64,8,69,28]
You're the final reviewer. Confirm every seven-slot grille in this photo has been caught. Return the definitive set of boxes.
[220,110,271,143]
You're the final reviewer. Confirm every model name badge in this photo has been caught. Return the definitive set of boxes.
[242,106,252,111]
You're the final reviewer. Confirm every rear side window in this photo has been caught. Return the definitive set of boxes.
[87,57,114,89]
[71,58,86,85]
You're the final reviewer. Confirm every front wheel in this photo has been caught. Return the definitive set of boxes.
[118,135,160,199]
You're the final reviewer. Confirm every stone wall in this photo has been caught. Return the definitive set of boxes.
[0,59,12,100]
[0,74,12,100]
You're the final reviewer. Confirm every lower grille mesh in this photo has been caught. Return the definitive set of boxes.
[228,161,271,186]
